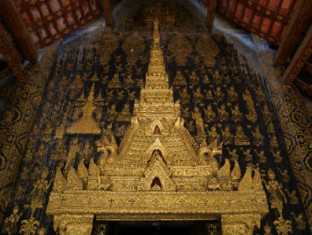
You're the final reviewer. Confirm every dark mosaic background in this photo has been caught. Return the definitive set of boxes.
[0,0,311,234]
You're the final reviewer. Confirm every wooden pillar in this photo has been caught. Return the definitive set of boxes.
[204,0,218,30]
[0,0,37,62]
[281,25,312,85]
[274,0,312,64]
[99,0,113,27]
[0,27,29,82]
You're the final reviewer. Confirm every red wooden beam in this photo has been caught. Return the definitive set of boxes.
[0,28,29,82]
[202,0,218,30]
[281,25,312,85]
[99,0,113,26]
[0,0,38,62]
[275,0,312,64]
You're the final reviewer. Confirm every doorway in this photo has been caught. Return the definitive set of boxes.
[92,221,221,235]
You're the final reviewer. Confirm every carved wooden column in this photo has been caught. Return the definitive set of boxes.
[98,0,113,27]
[274,0,312,64]
[0,27,29,82]
[0,0,38,62]
[221,214,262,235]
[203,0,218,30]
[53,214,94,235]
[282,25,312,85]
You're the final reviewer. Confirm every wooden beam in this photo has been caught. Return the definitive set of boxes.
[294,79,312,97]
[203,0,218,30]
[274,0,312,64]
[281,25,312,85]
[99,0,113,27]
[0,0,38,62]
[303,62,312,74]
[0,28,29,82]
[0,66,11,80]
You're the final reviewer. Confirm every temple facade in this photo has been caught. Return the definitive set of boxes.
[47,19,268,235]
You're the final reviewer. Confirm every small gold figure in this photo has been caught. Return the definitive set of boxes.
[108,74,122,88]
[107,103,117,122]
[128,90,136,101]
[189,71,198,86]
[182,107,190,119]
[28,168,51,214]
[209,126,218,141]
[280,169,290,183]
[253,126,264,146]
[205,89,214,100]
[124,74,133,87]
[231,105,242,122]
[192,106,205,136]
[270,134,279,148]
[291,213,306,230]
[222,126,232,145]
[234,126,250,145]
[242,148,253,162]
[257,150,266,163]
[65,138,79,169]
[215,87,224,101]
[228,149,239,161]
[273,150,283,163]
[2,206,21,235]
[286,189,299,205]
[117,102,132,122]
[194,87,202,103]
[173,70,187,86]
[204,104,216,121]
[228,86,238,102]
[213,70,221,80]
[263,169,287,213]
[218,104,228,122]
[203,75,210,84]
[180,87,190,104]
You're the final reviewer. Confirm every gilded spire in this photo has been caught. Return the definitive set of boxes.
[134,19,180,118]
[146,18,167,79]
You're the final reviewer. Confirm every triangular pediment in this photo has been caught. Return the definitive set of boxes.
[145,138,169,163]
[137,150,176,191]
[145,119,167,136]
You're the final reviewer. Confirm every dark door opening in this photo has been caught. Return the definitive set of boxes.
[92,221,221,235]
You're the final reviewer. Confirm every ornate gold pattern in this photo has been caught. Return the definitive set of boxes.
[196,33,219,67]
[122,32,145,66]
[47,19,268,235]
[168,32,192,66]
[1,3,310,233]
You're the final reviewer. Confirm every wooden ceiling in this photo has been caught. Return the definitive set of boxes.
[0,0,311,89]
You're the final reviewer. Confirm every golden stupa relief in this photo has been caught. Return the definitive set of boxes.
[66,83,101,135]
[47,19,268,235]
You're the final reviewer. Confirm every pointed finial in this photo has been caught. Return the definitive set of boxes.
[88,83,95,102]
[153,18,160,43]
